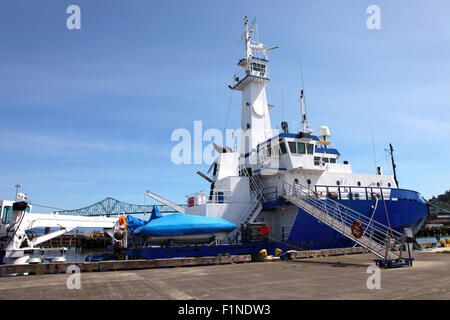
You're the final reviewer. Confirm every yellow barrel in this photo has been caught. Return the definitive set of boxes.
[259,249,268,258]
[439,239,445,246]
[446,239,450,244]
[274,248,283,257]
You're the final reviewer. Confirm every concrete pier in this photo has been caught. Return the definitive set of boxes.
[0,251,448,300]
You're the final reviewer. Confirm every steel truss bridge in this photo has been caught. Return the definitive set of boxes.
[53,197,187,216]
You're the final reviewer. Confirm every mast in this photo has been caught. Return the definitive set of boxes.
[389,143,399,187]
[299,61,310,133]
[231,17,278,158]
[300,89,307,132]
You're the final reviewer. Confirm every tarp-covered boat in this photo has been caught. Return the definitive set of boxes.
[127,206,236,244]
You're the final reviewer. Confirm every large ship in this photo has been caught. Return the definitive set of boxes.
[170,17,429,252]
[0,17,429,267]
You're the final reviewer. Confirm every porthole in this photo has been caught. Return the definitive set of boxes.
[376,182,380,187]
[336,181,340,186]
[357,181,361,186]
[388,182,391,187]
[307,179,311,185]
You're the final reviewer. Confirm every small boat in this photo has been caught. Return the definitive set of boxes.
[128,206,236,245]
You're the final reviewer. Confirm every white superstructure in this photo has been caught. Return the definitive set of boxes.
[144,17,407,245]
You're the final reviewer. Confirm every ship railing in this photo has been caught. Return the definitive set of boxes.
[236,187,264,225]
[314,185,392,201]
[232,62,268,87]
[282,181,406,260]
[239,165,265,196]
[185,190,235,205]
[280,121,314,135]
[235,165,266,224]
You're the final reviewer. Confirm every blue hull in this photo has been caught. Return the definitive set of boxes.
[279,189,429,250]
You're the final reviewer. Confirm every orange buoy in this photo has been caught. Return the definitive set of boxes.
[118,215,126,226]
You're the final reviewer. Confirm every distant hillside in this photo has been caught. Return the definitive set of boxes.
[428,190,450,214]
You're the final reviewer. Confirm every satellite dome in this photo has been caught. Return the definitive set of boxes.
[318,126,331,140]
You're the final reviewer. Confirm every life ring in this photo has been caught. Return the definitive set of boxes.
[118,215,127,226]
[351,221,364,238]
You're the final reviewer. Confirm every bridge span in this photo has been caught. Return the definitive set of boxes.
[53,197,186,216]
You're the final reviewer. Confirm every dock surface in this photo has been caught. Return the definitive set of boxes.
[0,251,449,300]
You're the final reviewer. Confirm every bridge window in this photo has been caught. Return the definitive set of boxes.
[322,157,329,163]
[314,157,320,165]
[330,158,336,163]
[279,139,287,154]
[1,206,12,225]
[288,141,297,154]
[250,62,266,74]
[307,143,314,154]
[297,142,306,154]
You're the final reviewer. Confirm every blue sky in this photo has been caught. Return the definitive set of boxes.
[0,0,449,211]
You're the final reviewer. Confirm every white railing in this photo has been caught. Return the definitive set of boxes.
[314,185,392,201]
[185,190,234,205]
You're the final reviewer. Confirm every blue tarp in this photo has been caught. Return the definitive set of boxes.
[134,213,236,237]
[126,215,147,233]
[149,205,163,221]
[126,206,162,232]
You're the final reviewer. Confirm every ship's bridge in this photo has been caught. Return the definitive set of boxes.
[254,132,350,175]
[231,57,270,91]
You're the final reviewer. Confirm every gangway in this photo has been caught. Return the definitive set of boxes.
[282,182,411,263]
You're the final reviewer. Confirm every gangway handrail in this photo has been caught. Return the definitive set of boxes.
[282,181,406,260]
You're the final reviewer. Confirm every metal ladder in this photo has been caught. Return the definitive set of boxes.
[282,182,407,260]
[237,166,265,225]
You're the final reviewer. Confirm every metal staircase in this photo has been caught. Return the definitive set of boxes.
[282,182,407,260]
[237,166,265,225]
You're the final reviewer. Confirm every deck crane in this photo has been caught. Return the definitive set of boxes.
[0,200,126,265]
